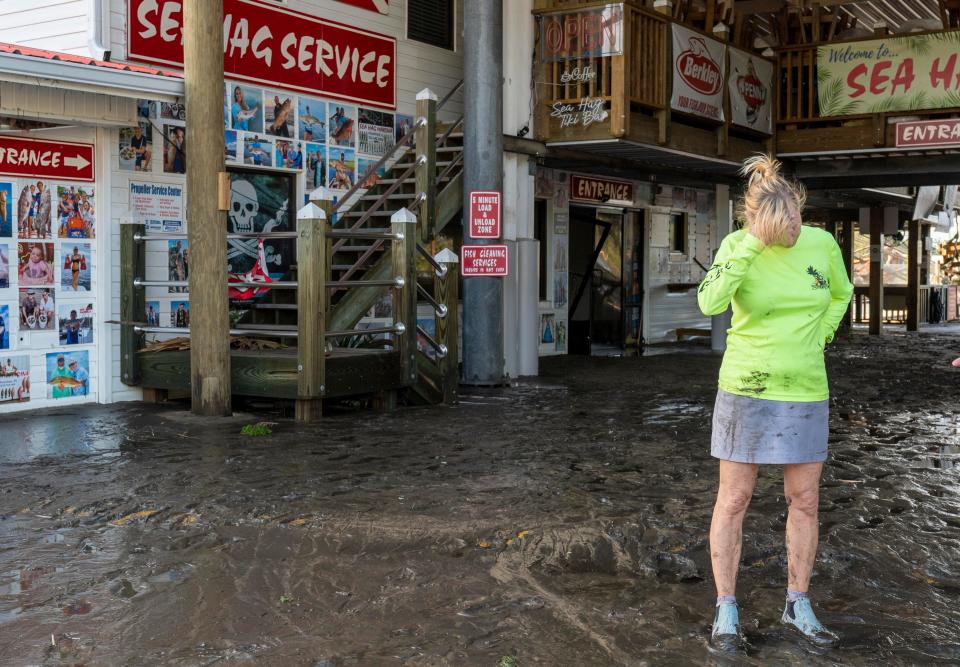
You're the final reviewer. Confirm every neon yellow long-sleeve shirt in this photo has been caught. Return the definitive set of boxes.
[698,226,854,402]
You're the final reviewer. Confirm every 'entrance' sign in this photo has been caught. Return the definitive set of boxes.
[569,174,633,205]
[0,136,95,182]
[461,245,509,277]
[469,191,501,239]
[895,118,960,148]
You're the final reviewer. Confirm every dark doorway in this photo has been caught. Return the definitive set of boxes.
[568,205,627,355]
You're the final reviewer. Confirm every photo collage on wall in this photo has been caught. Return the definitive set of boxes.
[0,174,98,404]
[220,81,407,199]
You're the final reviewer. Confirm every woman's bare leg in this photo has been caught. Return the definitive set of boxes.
[710,460,760,596]
[783,462,823,592]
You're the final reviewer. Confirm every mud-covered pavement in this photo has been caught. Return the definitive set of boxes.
[1,328,959,666]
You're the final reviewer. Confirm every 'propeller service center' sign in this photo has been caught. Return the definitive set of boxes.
[128,0,397,108]
[0,136,95,182]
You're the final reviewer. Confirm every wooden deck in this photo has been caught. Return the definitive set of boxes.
[138,348,404,400]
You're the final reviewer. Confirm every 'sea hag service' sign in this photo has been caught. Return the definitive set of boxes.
[469,191,501,239]
[0,136,94,182]
[129,0,396,108]
[461,245,509,277]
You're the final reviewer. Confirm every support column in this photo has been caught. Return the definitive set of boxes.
[840,219,854,330]
[184,0,231,415]
[462,0,505,385]
[711,184,733,353]
[869,207,884,336]
[921,224,931,285]
[906,218,921,332]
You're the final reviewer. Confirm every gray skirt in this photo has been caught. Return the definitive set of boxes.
[711,389,829,464]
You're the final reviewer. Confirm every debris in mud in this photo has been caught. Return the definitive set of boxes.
[496,657,518,667]
[279,595,293,605]
[241,422,274,436]
[110,509,161,526]
[62,600,92,615]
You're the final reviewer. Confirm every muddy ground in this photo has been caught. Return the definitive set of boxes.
[0,327,959,666]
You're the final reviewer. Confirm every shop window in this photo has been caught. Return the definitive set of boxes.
[534,199,548,301]
[408,0,455,50]
[670,212,688,255]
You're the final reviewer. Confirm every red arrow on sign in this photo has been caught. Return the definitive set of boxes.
[0,136,95,182]
[334,0,389,14]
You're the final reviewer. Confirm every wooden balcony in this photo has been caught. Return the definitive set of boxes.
[776,30,960,156]
[532,1,769,171]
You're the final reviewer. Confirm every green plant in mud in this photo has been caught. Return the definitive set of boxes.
[496,657,518,667]
[241,422,273,437]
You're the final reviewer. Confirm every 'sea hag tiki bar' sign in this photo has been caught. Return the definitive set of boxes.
[671,24,725,122]
[570,174,633,205]
[469,191,501,239]
[462,245,509,277]
[817,30,960,116]
[0,136,95,182]
[129,0,397,108]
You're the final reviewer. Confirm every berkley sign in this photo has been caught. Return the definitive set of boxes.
[570,174,633,205]
[671,24,725,122]
[0,136,95,182]
[128,0,397,108]
[896,118,960,148]
[461,245,509,277]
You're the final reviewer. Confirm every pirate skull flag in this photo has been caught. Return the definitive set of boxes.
[227,172,292,302]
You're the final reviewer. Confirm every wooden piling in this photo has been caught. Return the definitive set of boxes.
[415,89,437,241]
[906,217,920,332]
[184,0,231,415]
[392,208,418,386]
[434,249,460,403]
[120,223,145,386]
[295,201,327,422]
[869,207,884,336]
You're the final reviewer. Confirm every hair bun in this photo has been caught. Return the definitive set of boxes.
[740,153,782,189]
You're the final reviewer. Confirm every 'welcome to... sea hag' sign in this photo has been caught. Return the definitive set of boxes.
[817,31,960,116]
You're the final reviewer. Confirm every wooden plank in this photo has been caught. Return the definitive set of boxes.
[184,0,231,416]
[610,7,630,138]
[295,201,327,421]
[120,223,145,386]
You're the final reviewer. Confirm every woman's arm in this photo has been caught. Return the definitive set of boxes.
[822,238,854,344]
[697,233,765,316]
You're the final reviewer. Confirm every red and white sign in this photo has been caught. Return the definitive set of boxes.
[461,245,509,277]
[469,191,501,239]
[570,174,633,205]
[129,0,397,108]
[0,136,95,182]
[335,0,390,14]
[671,24,726,122]
[896,118,960,148]
[729,47,772,134]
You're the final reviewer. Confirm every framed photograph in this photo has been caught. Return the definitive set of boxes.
[226,169,296,282]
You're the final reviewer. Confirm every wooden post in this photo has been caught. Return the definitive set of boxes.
[310,187,334,328]
[184,0,231,416]
[840,218,854,330]
[655,2,672,145]
[921,224,931,285]
[434,248,460,404]
[415,89,437,241]
[392,208,418,386]
[714,22,730,156]
[611,7,631,138]
[120,223,145,386]
[295,201,327,422]
[906,217,921,332]
[869,207,884,335]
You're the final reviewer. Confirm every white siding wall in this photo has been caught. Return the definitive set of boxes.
[0,0,89,54]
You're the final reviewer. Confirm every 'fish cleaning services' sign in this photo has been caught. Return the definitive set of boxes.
[671,25,726,122]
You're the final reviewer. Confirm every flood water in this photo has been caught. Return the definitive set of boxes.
[0,328,958,665]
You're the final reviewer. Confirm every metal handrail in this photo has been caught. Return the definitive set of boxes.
[328,278,404,289]
[438,79,464,109]
[436,150,464,183]
[331,159,420,254]
[327,324,405,338]
[416,325,448,359]
[134,232,299,241]
[327,229,403,241]
[135,326,297,337]
[416,243,448,278]
[134,279,298,289]
[330,117,424,214]
[417,283,447,318]
[436,115,464,148]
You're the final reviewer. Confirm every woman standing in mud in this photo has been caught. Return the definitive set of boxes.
[697,155,853,652]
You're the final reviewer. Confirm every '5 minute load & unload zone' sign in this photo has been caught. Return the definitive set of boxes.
[469,191,501,239]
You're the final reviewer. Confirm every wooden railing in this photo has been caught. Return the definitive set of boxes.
[777,45,818,124]
[627,7,668,110]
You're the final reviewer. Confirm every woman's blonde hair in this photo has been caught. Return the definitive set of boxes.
[738,154,806,245]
